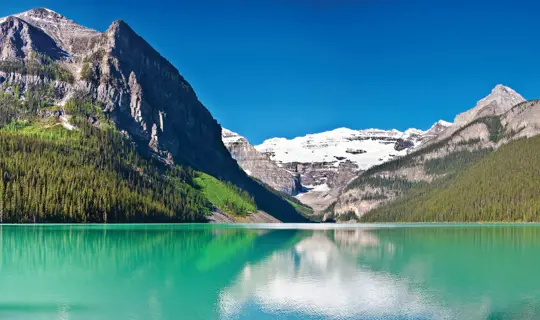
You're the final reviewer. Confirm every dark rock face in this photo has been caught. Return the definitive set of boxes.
[345,149,366,155]
[0,9,308,222]
[394,139,414,151]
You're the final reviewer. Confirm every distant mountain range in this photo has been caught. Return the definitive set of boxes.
[223,84,538,222]
[222,117,452,213]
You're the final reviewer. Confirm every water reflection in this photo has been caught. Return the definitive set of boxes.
[0,225,297,319]
[219,229,448,319]
[1,225,540,319]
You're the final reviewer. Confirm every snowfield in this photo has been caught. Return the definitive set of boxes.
[255,127,429,170]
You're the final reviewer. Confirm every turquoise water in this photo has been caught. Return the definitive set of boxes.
[1,224,540,319]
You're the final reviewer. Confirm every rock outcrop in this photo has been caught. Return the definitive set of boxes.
[222,128,301,195]
[423,85,525,146]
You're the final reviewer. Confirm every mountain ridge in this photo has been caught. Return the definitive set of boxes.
[334,84,534,221]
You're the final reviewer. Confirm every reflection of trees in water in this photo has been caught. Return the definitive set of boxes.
[486,298,540,320]
[348,226,540,319]
[0,225,298,320]
[2,226,538,319]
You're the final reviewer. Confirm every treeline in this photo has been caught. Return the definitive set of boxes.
[423,148,492,175]
[0,83,57,126]
[0,120,213,223]
[0,59,74,83]
[361,135,540,222]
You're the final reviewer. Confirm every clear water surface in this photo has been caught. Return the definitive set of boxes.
[0,223,539,319]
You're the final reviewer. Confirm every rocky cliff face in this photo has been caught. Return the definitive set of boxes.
[0,8,307,222]
[334,84,528,221]
[222,128,301,195]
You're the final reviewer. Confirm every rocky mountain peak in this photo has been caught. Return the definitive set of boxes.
[426,119,452,133]
[19,8,65,21]
[0,8,100,57]
[106,19,131,35]
[0,15,68,61]
[454,84,525,125]
[222,128,245,144]
[13,8,99,34]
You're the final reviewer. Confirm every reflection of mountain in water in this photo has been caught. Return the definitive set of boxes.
[220,227,540,319]
[219,229,450,319]
[3,226,540,319]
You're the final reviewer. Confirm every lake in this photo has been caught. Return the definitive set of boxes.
[0,224,539,319]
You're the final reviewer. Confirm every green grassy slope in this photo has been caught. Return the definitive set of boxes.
[362,135,540,222]
[194,172,257,216]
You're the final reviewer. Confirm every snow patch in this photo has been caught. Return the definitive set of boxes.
[436,120,452,127]
[60,116,75,131]
[222,128,244,144]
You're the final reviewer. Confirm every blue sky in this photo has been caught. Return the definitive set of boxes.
[2,0,540,144]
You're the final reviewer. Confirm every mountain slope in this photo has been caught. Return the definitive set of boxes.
[422,84,525,146]
[0,8,307,222]
[222,128,301,195]
[335,85,526,221]
[251,122,450,216]
[361,133,540,222]
[0,118,212,222]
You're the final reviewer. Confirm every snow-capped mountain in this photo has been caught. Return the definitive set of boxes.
[217,121,448,213]
[255,126,443,171]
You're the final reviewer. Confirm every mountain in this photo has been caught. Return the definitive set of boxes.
[335,84,531,222]
[422,85,525,146]
[0,8,307,223]
[251,123,450,215]
[362,121,540,222]
[222,128,301,195]
[2,8,99,57]
[256,127,427,170]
